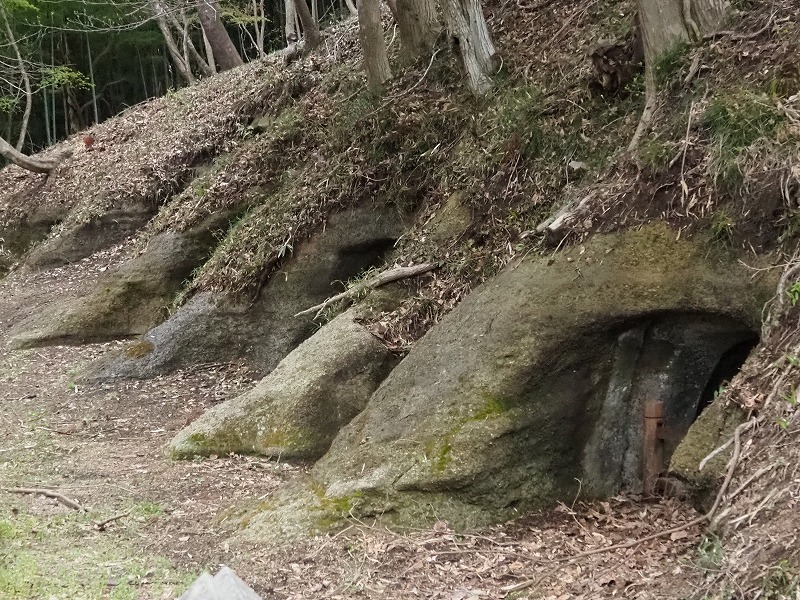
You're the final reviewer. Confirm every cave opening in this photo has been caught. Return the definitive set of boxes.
[583,313,760,496]
[695,338,759,418]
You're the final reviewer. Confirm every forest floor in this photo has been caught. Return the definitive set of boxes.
[1,247,715,600]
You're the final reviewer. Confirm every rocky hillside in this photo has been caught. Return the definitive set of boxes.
[1,0,799,597]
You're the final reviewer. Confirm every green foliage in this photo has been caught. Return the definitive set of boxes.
[40,65,91,90]
[2,0,37,13]
[703,91,786,193]
[0,520,15,542]
[787,282,800,306]
[697,533,724,570]
[490,85,549,161]
[637,137,673,172]
[783,353,800,367]
[0,511,193,599]
[0,95,18,114]
[761,561,799,599]
[709,208,735,245]
[654,42,690,86]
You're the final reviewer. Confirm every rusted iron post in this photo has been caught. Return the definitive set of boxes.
[642,400,664,495]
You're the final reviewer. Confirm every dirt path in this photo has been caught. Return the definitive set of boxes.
[1,252,709,600]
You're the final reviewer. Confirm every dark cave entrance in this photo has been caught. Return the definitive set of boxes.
[695,338,759,418]
[584,313,760,496]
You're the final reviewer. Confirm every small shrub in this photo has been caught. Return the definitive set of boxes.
[710,209,735,245]
[654,42,690,87]
[638,137,673,172]
[787,282,800,306]
[703,91,786,193]
[762,560,799,599]
[697,533,724,570]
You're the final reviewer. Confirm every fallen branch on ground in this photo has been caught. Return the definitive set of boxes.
[294,263,437,318]
[5,487,87,512]
[93,511,131,531]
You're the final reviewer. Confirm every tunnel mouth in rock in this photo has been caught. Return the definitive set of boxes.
[583,312,759,496]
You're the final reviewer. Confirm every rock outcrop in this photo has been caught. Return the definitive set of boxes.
[169,307,398,459]
[85,205,406,380]
[238,224,776,538]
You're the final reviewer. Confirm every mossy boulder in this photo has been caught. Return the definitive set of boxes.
[169,307,397,459]
[85,205,406,380]
[25,204,156,269]
[6,228,216,349]
[241,224,776,536]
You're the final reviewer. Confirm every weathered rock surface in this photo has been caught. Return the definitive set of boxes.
[0,202,67,274]
[7,230,213,348]
[25,204,156,269]
[669,396,747,510]
[86,205,405,380]
[169,307,397,459]
[240,225,776,537]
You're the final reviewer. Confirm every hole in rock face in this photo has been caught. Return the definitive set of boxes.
[583,313,759,496]
[335,238,397,280]
[696,338,758,418]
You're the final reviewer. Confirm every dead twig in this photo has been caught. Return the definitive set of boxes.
[93,511,131,531]
[294,263,437,318]
[5,487,88,512]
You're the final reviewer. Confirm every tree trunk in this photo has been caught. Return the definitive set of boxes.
[629,0,729,150]
[293,0,321,49]
[86,34,100,124]
[1,6,33,150]
[391,0,440,62]
[201,22,218,73]
[150,0,195,83]
[359,0,392,93]
[0,136,71,174]
[196,0,244,71]
[443,0,498,96]
[285,0,299,44]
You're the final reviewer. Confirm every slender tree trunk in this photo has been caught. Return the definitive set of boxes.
[443,0,498,96]
[285,0,299,44]
[294,0,321,49]
[391,0,440,62]
[196,0,244,71]
[201,23,218,72]
[85,34,99,124]
[175,7,214,75]
[50,27,56,139]
[252,0,266,58]
[629,0,730,150]
[43,88,51,146]
[344,0,358,17]
[150,0,195,83]
[1,6,33,150]
[137,47,150,98]
[0,135,71,173]
[359,0,392,93]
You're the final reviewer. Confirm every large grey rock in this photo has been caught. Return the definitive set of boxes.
[239,224,776,537]
[169,307,398,459]
[6,230,213,349]
[25,204,156,269]
[85,205,405,380]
